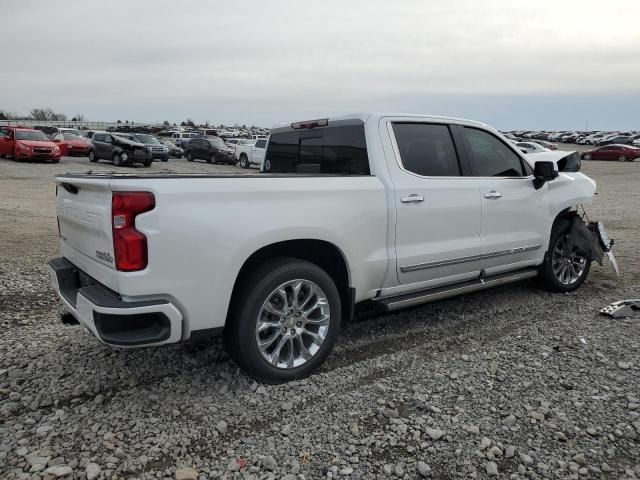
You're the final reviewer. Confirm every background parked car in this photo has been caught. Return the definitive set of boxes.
[89,132,152,167]
[597,135,632,146]
[236,138,267,168]
[124,133,170,162]
[51,132,91,156]
[160,139,184,158]
[516,141,550,154]
[0,126,61,162]
[533,140,557,150]
[582,144,640,162]
[184,137,236,164]
[172,131,202,147]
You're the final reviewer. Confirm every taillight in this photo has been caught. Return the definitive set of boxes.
[112,192,155,271]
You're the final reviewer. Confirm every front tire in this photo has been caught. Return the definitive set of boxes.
[618,155,627,162]
[186,151,193,162]
[539,218,591,292]
[582,153,591,160]
[239,154,248,168]
[113,153,123,167]
[225,258,342,383]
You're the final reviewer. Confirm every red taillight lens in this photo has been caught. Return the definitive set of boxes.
[112,192,155,271]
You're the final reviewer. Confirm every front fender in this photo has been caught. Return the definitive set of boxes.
[547,172,596,219]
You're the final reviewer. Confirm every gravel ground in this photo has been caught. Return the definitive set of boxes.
[0,154,639,480]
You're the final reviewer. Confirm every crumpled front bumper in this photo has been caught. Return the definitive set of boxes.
[48,257,183,347]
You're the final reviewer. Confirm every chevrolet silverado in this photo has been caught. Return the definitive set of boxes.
[49,113,613,382]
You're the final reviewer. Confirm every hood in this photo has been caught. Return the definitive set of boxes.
[525,150,581,172]
[16,140,57,148]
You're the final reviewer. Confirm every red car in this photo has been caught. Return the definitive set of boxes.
[0,126,61,162]
[582,144,640,162]
[51,132,91,156]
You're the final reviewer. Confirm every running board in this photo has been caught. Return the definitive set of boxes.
[375,268,539,311]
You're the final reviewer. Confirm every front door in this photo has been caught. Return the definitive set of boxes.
[458,126,548,273]
[385,121,484,287]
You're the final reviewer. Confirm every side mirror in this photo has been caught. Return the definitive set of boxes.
[53,138,62,143]
[533,161,558,189]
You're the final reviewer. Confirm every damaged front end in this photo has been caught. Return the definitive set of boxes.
[112,135,152,164]
[564,212,618,275]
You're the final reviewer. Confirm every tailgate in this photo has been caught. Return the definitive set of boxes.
[55,177,118,289]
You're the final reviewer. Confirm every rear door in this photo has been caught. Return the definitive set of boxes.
[385,120,484,287]
[458,126,548,274]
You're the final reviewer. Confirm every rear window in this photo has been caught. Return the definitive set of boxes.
[264,125,370,174]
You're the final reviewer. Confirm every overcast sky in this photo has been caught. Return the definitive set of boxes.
[2,0,639,130]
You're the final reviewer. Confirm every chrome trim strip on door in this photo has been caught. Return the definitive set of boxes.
[400,244,542,273]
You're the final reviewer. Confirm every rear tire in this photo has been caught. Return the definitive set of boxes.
[208,154,214,164]
[618,155,627,162]
[239,154,249,168]
[143,160,152,167]
[225,258,342,383]
[88,150,97,162]
[539,217,591,292]
[582,153,591,160]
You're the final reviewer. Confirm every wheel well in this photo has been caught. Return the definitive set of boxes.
[545,208,579,257]
[552,208,578,229]
[228,239,352,322]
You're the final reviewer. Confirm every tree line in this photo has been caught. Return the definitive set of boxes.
[0,108,85,122]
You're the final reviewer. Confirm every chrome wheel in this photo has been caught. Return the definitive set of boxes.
[618,155,627,162]
[255,279,330,369]
[583,153,591,160]
[552,236,587,285]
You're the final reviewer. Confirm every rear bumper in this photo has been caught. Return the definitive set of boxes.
[48,257,183,347]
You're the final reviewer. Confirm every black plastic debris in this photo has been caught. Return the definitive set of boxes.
[600,300,640,318]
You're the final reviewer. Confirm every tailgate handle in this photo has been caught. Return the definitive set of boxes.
[61,183,79,195]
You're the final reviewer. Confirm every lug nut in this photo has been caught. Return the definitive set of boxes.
[290,329,295,335]
[296,321,302,327]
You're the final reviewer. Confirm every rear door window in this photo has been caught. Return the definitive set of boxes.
[264,125,370,174]
[462,127,526,177]
[392,123,461,176]
[94,134,105,142]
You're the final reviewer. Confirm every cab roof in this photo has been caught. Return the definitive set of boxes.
[270,112,493,133]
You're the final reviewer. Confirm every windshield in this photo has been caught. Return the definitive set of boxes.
[134,134,160,144]
[209,139,227,149]
[62,129,81,136]
[16,130,50,141]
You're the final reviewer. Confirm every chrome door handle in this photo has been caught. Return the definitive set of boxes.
[401,194,424,203]
[484,191,502,199]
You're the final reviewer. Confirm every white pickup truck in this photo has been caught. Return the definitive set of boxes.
[49,113,613,383]
[235,138,267,168]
